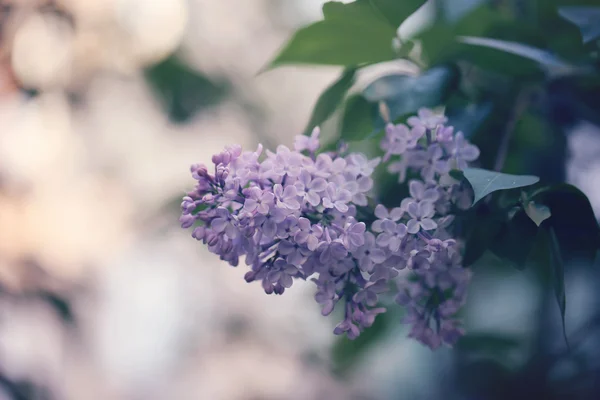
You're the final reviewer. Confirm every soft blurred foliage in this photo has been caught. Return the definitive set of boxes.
[0,0,599,399]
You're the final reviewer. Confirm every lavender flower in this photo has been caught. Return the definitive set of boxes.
[450,132,480,170]
[295,127,321,153]
[407,107,448,130]
[372,204,403,233]
[376,221,408,252]
[406,201,438,234]
[243,187,274,215]
[294,217,323,251]
[181,107,481,348]
[322,183,352,212]
[353,232,387,272]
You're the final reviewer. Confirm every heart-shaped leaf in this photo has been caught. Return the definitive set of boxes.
[524,201,552,227]
[461,168,540,206]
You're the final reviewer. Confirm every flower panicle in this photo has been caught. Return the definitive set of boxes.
[181,108,481,349]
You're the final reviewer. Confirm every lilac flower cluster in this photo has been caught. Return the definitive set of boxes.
[180,108,480,349]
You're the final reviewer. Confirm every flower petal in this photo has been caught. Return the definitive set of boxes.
[420,218,438,231]
[407,219,420,234]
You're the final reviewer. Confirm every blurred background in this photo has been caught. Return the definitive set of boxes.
[0,0,599,399]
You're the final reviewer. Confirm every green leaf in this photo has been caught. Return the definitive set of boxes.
[534,227,569,348]
[457,36,586,77]
[462,203,505,266]
[363,66,459,103]
[363,65,460,130]
[439,0,489,23]
[268,19,396,67]
[417,5,577,79]
[367,0,427,27]
[303,68,356,135]
[530,184,600,265]
[322,0,425,28]
[144,56,229,124]
[524,201,552,227]
[462,168,540,206]
[549,227,568,349]
[558,7,600,44]
[489,209,539,270]
[445,101,493,139]
[340,95,377,141]
[267,0,426,69]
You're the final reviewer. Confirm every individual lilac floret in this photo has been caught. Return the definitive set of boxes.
[294,217,323,251]
[380,123,424,161]
[450,132,480,170]
[352,232,387,272]
[407,107,448,130]
[406,201,438,234]
[372,204,403,233]
[376,221,408,252]
[295,127,321,153]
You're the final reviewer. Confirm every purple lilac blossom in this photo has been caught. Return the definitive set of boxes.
[181,108,480,349]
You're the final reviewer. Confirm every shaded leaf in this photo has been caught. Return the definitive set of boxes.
[304,68,356,135]
[558,6,600,44]
[532,227,569,348]
[462,168,540,206]
[363,65,460,129]
[417,5,544,78]
[530,184,600,265]
[368,0,426,27]
[439,0,489,23]
[548,227,568,349]
[340,94,377,141]
[462,203,505,266]
[144,56,229,124]
[458,36,585,77]
[446,101,493,139]
[323,0,426,27]
[489,209,539,270]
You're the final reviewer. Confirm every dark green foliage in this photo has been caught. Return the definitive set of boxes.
[303,68,356,135]
[267,0,426,68]
[530,184,600,266]
[364,65,460,130]
[339,94,376,141]
[144,56,229,124]
[489,209,540,270]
